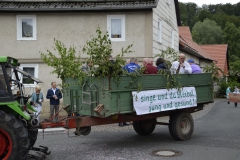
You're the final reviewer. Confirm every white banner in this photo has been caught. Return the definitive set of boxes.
[132,87,197,115]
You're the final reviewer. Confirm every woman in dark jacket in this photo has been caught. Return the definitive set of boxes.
[156,58,168,71]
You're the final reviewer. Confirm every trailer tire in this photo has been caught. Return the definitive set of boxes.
[0,110,30,160]
[28,128,38,148]
[81,126,91,136]
[168,114,175,138]
[168,112,194,141]
[133,119,156,135]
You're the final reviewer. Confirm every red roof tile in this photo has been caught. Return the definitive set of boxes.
[200,44,229,75]
[179,26,193,41]
[179,35,215,61]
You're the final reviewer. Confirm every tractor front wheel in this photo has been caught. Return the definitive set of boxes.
[0,110,30,160]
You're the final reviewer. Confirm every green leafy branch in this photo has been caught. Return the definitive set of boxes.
[203,62,224,85]
[82,27,133,82]
[155,47,182,90]
[154,47,179,68]
[40,39,86,85]
[123,67,145,92]
[203,62,224,97]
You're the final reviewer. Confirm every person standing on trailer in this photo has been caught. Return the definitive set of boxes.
[123,58,140,73]
[142,58,158,74]
[170,53,192,74]
[187,59,202,74]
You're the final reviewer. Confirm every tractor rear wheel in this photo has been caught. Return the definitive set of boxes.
[0,110,30,160]
[133,118,156,135]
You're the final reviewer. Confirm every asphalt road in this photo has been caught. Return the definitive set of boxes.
[31,100,240,160]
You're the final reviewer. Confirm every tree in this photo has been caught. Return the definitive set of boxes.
[179,2,240,29]
[220,3,235,15]
[235,2,240,16]
[228,60,240,83]
[223,22,240,60]
[179,2,188,26]
[185,2,200,28]
[198,9,212,22]
[40,39,83,81]
[192,19,223,44]
[82,28,132,78]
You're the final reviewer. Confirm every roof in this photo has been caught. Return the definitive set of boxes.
[178,26,215,61]
[200,44,229,76]
[179,35,215,61]
[0,0,158,11]
[178,26,192,40]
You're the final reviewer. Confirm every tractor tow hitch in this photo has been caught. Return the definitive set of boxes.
[28,145,51,160]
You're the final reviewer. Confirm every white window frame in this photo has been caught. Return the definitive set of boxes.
[171,29,175,48]
[19,64,38,87]
[17,15,37,40]
[158,19,162,43]
[107,15,125,41]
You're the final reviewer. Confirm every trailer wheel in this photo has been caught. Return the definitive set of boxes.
[169,112,194,141]
[133,118,156,135]
[74,126,91,136]
[28,128,38,148]
[81,127,91,136]
[0,110,30,160]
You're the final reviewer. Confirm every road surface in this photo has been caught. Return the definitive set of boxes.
[31,99,240,160]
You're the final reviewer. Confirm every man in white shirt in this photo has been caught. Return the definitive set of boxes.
[170,53,192,74]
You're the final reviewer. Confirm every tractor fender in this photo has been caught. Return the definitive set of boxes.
[2,101,31,120]
[26,102,37,112]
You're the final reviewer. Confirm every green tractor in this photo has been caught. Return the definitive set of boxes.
[0,56,49,160]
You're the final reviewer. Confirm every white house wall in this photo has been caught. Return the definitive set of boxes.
[152,0,179,58]
[0,12,149,59]
[0,12,151,117]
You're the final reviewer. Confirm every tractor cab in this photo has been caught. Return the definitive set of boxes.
[0,59,14,101]
[0,56,42,105]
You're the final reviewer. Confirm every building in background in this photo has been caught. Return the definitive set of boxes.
[0,0,180,116]
[178,26,229,76]
[178,26,215,68]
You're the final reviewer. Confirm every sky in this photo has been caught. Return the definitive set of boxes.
[179,0,240,7]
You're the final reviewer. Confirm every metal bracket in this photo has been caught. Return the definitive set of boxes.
[31,145,51,155]
[94,104,105,118]
[82,84,99,105]
[28,145,51,160]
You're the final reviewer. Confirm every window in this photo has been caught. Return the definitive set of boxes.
[19,64,38,86]
[107,15,125,41]
[17,15,36,40]
[158,19,162,43]
[171,30,175,48]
